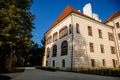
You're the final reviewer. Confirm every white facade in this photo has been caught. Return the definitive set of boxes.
[44,15,72,68]
[105,15,120,66]
[43,6,120,70]
[72,13,118,68]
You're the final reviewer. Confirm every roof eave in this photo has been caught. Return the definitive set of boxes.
[45,12,73,36]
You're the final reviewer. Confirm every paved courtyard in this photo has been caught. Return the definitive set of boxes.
[7,69,119,80]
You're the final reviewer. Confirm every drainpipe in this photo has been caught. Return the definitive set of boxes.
[71,14,74,71]
[112,20,120,67]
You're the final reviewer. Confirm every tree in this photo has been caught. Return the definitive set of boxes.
[28,37,45,66]
[40,37,45,66]
[0,0,34,72]
[28,43,41,66]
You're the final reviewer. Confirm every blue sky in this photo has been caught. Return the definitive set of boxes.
[30,0,120,45]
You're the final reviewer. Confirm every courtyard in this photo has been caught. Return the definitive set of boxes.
[1,69,119,80]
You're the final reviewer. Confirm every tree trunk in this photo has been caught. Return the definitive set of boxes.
[5,58,12,72]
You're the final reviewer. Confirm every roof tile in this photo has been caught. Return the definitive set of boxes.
[45,6,83,34]
[49,6,81,30]
[104,10,120,23]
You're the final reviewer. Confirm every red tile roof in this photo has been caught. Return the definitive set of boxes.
[45,6,92,35]
[46,5,114,36]
[104,10,120,23]
[49,6,82,30]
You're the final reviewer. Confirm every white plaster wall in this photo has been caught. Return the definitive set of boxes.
[44,13,119,69]
[105,16,120,66]
[72,13,118,68]
[45,15,73,69]
[106,16,120,44]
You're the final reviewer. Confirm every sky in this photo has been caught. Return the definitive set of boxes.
[30,0,120,45]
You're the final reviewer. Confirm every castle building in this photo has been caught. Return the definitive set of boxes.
[43,4,120,70]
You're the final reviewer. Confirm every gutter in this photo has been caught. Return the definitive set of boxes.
[71,14,74,71]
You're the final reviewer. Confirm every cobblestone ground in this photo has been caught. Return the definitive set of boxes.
[8,69,119,80]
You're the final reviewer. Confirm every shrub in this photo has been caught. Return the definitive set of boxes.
[13,68,25,73]
[78,68,120,77]
[36,66,56,72]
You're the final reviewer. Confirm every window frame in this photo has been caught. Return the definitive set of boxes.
[62,59,65,68]
[88,26,93,36]
[52,45,57,57]
[61,41,68,56]
[108,32,114,41]
[110,46,115,54]
[102,59,106,66]
[53,60,55,67]
[46,36,52,44]
[118,33,120,40]
[53,32,58,42]
[100,44,104,53]
[76,23,80,34]
[69,24,72,34]
[47,48,50,58]
[98,29,103,38]
[91,59,95,67]
[59,26,68,39]
[116,22,120,28]
[89,43,94,52]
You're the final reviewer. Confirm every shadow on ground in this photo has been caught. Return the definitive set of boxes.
[0,75,11,80]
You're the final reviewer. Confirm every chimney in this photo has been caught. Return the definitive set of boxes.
[83,3,92,17]
[92,13,99,21]
[78,10,81,12]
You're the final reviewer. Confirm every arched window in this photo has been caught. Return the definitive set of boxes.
[76,23,80,34]
[47,48,50,58]
[52,45,57,57]
[46,36,52,44]
[59,26,68,39]
[61,41,68,56]
[69,24,72,34]
[53,32,58,42]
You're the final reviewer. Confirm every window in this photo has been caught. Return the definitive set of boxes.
[46,36,52,44]
[108,32,114,41]
[98,29,102,38]
[53,60,55,67]
[52,45,57,57]
[102,59,106,66]
[118,33,120,40]
[46,61,48,66]
[62,59,65,68]
[53,32,58,42]
[100,44,104,53]
[69,24,72,34]
[76,23,80,34]
[111,46,115,54]
[59,26,68,39]
[89,43,94,52]
[47,48,50,58]
[116,22,120,28]
[112,59,116,68]
[61,41,68,56]
[91,59,95,67]
[88,26,92,36]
